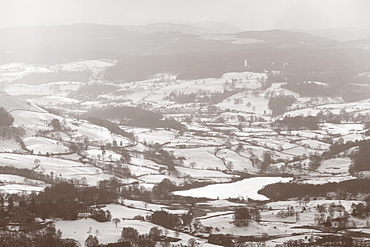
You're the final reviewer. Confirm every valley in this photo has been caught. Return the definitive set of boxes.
[0,23,370,247]
[0,55,370,246]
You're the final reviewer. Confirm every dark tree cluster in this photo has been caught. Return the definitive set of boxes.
[0,166,59,184]
[316,110,370,124]
[85,235,100,247]
[166,89,242,104]
[282,55,368,86]
[257,153,269,172]
[0,126,25,140]
[87,117,135,140]
[341,85,370,103]
[275,115,319,130]
[143,148,178,173]
[208,234,234,247]
[282,80,370,103]
[0,107,14,127]
[151,210,182,229]
[233,207,261,226]
[0,224,78,247]
[68,84,118,100]
[50,118,62,131]
[118,184,152,201]
[36,183,118,220]
[152,178,176,197]
[282,82,330,97]
[93,154,132,179]
[0,182,119,226]
[308,154,323,171]
[323,139,368,160]
[13,70,91,86]
[259,179,370,201]
[87,106,185,130]
[349,140,370,174]
[91,208,111,222]
[268,94,296,116]
[118,226,180,247]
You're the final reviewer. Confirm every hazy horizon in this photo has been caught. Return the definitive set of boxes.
[1,0,370,31]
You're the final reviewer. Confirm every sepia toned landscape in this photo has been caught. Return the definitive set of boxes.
[1,1,370,246]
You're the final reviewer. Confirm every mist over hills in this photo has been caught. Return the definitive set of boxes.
[122,22,219,35]
[1,20,370,247]
[295,27,370,41]
[0,90,40,112]
[192,20,243,34]
[0,23,336,56]
[0,23,369,83]
[235,29,333,44]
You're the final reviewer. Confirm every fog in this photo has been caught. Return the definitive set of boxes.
[1,0,369,30]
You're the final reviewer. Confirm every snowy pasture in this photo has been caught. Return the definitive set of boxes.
[66,119,132,145]
[56,218,217,247]
[5,82,83,97]
[215,148,258,172]
[174,177,293,200]
[23,136,68,154]
[169,147,225,170]
[318,158,351,174]
[0,140,21,152]
[0,184,45,193]
[0,153,111,186]
[0,174,46,185]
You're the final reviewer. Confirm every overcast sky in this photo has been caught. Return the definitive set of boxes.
[1,0,369,30]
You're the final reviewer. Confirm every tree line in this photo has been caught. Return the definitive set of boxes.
[0,107,14,127]
[274,115,319,130]
[258,179,370,201]
[86,106,185,130]
[268,94,296,116]
[0,182,118,227]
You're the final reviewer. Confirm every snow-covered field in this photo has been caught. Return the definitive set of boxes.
[318,158,351,174]
[200,213,317,240]
[298,175,356,184]
[23,136,67,154]
[0,153,110,186]
[0,60,116,83]
[56,217,218,247]
[1,60,370,246]
[0,174,46,185]
[0,184,45,193]
[11,110,56,128]
[215,148,258,172]
[28,96,80,106]
[321,123,364,135]
[5,82,83,98]
[66,119,132,145]
[170,147,225,170]
[174,177,293,200]
[0,140,21,152]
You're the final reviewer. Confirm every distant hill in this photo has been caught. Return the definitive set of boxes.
[302,27,370,41]
[2,24,370,85]
[0,90,40,112]
[0,25,339,66]
[235,29,333,44]
[0,25,335,61]
[0,24,141,48]
[122,23,217,35]
[0,23,213,59]
[191,21,243,34]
